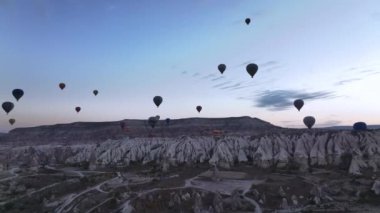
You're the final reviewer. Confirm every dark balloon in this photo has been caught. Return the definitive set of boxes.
[120,122,125,129]
[196,105,202,113]
[293,99,304,111]
[353,122,367,131]
[148,116,158,128]
[153,96,163,107]
[303,116,316,129]
[2,102,14,114]
[218,64,226,74]
[9,119,15,125]
[59,83,66,90]
[246,63,258,78]
[166,118,170,125]
[93,90,99,96]
[12,89,24,101]
[155,115,160,121]
[245,18,251,25]
[75,107,81,113]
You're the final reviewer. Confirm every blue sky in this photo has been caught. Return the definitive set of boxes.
[1,0,380,132]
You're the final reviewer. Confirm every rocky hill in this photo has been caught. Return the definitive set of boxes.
[4,130,380,175]
[0,116,280,145]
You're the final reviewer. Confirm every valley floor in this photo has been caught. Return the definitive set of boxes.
[0,164,379,213]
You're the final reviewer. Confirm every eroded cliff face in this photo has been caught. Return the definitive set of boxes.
[4,131,380,175]
[0,117,279,145]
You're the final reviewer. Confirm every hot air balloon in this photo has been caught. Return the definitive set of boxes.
[59,83,66,90]
[120,122,125,130]
[75,107,81,113]
[353,122,367,131]
[246,63,258,78]
[93,90,99,96]
[12,89,24,101]
[218,64,226,74]
[196,106,202,113]
[155,115,160,120]
[166,118,171,125]
[293,99,304,111]
[303,116,316,129]
[148,116,158,128]
[245,18,251,25]
[2,102,14,114]
[153,96,163,107]
[9,119,15,125]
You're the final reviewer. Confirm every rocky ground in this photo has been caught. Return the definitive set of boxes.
[0,163,379,213]
[1,118,380,212]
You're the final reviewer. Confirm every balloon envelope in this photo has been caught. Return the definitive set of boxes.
[12,89,24,101]
[2,102,14,114]
[218,64,226,74]
[293,99,304,111]
[245,18,251,25]
[303,116,316,129]
[59,83,66,90]
[93,90,98,96]
[353,122,367,131]
[9,119,15,125]
[148,116,157,128]
[246,63,258,78]
[153,96,163,107]
[196,106,202,113]
[120,122,125,129]
[75,107,81,113]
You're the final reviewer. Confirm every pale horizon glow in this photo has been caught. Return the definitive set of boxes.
[1,0,380,132]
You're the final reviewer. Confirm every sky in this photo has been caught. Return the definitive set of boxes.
[1,0,380,132]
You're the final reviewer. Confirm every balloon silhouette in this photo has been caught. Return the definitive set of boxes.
[120,122,125,129]
[12,89,24,101]
[246,63,258,78]
[59,83,66,90]
[2,102,14,114]
[153,96,163,107]
[196,106,202,113]
[303,116,316,129]
[293,99,304,111]
[9,119,15,125]
[245,18,251,25]
[75,107,81,113]
[148,116,158,128]
[218,64,226,74]
[93,90,99,96]
[353,122,367,131]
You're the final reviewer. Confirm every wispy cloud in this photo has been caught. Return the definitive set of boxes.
[334,78,361,86]
[260,60,277,68]
[211,76,225,81]
[192,72,200,77]
[202,73,217,79]
[316,120,342,127]
[212,81,232,88]
[244,90,336,111]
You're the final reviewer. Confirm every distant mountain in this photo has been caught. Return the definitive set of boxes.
[323,125,380,130]
[0,116,281,145]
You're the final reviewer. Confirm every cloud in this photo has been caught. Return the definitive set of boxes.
[192,72,200,77]
[202,73,217,79]
[211,76,225,81]
[251,90,335,111]
[181,71,188,75]
[220,82,243,90]
[334,78,361,86]
[260,60,277,68]
[316,120,342,127]
[212,81,232,88]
